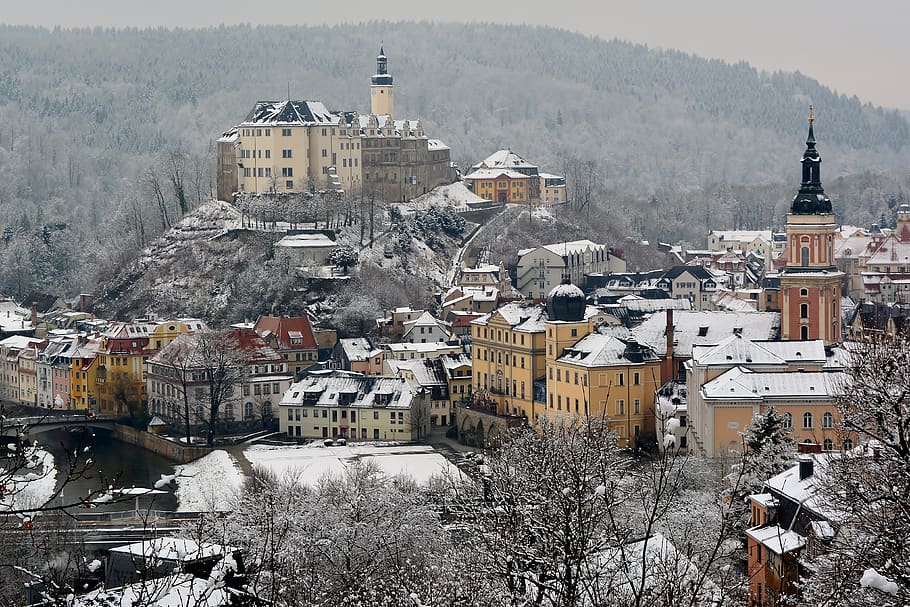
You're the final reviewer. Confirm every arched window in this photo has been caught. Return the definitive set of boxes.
[800,326,809,341]
[823,438,833,451]
[803,412,813,429]
[843,438,853,451]
[801,246,810,267]
[262,402,272,418]
[822,412,833,429]
[800,303,809,319]
[224,403,234,420]
[244,402,254,418]
[782,413,793,429]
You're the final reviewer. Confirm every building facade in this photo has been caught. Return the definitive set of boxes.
[516,240,626,299]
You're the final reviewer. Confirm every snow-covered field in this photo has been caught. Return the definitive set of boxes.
[244,442,462,485]
[172,450,244,512]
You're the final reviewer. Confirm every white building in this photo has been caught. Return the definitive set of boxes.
[516,240,626,299]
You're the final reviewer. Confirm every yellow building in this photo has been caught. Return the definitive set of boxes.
[278,372,430,441]
[70,337,101,411]
[96,319,206,415]
[543,332,662,446]
[463,168,530,204]
[471,302,548,420]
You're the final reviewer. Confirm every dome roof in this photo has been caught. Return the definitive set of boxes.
[547,281,586,322]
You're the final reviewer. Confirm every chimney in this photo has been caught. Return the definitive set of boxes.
[30,303,38,327]
[797,440,822,454]
[798,455,814,480]
[662,309,675,382]
[78,293,94,313]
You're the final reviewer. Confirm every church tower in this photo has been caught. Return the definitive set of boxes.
[779,107,844,344]
[370,45,394,116]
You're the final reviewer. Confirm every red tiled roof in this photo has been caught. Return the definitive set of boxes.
[253,315,318,350]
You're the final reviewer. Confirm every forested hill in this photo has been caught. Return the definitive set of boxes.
[0,22,907,300]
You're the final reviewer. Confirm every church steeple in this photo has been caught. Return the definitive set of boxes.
[791,105,831,215]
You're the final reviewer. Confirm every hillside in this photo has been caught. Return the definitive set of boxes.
[93,198,474,324]
[0,23,908,300]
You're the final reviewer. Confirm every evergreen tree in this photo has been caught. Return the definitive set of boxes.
[725,407,796,529]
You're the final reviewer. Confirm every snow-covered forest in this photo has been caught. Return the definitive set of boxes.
[0,23,908,303]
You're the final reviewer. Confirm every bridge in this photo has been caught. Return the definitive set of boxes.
[0,414,116,438]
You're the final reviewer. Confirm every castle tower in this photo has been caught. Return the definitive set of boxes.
[779,107,844,344]
[370,45,394,116]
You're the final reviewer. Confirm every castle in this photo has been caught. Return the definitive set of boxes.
[216,47,455,203]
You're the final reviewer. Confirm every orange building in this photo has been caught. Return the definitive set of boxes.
[463,168,531,204]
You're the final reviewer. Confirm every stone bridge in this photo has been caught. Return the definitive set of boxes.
[0,415,116,438]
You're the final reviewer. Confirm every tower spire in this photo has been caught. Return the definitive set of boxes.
[791,105,830,215]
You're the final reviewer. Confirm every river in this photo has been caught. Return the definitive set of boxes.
[37,428,178,513]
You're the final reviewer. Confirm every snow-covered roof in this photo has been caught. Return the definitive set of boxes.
[275,233,336,248]
[464,168,529,180]
[692,335,826,367]
[241,100,338,126]
[518,239,604,258]
[749,493,779,509]
[472,149,538,171]
[281,373,416,409]
[709,229,772,243]
[472,302,548,333]
[558,334,658,368]
[700,367,842,400]
[620,310,780,357]
[340,337,378,362]
[73,573,236,607]
[108,537,231,562]
[745,525,806,555]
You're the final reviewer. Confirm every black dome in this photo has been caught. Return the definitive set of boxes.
[547,282,586,322]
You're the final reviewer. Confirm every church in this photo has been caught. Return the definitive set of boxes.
[216,47,455,202]
[779,107,844,345]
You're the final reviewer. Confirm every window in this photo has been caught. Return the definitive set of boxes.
[823,438,833,451]
[282,128,291,136]
[634,399,641,414]
[844,437,853,450]
[822,411,833,428]
[282,167,293,177]
[282,149,292,158]
[633,372,640,385]
[618,400,625,415]
[286,180,293,189]
[803,412,813,429]
[800,303,809,319]
[617,373,624,386]
[322,149,327,158]
[800,325,809,341]
[800,288,808,297]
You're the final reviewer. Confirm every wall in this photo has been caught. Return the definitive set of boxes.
[113,424,210,464]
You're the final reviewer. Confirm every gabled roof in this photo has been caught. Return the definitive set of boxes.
[254,315,318,350]
[464,168,529,180]
[660,265,716,281]
[472,149,539,172]
[691,335,825,367]
[242,100,338,125]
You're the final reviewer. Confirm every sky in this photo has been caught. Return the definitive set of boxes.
[3,0,907,109]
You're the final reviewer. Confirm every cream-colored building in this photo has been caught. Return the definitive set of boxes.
[684,335,841,457]
[216,48,455,202]
[279,372,429,441]
[516,240,626,299]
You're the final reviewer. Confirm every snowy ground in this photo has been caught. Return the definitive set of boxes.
[172,450,244,512]
[0,445,59,515]
[244,442,463,485]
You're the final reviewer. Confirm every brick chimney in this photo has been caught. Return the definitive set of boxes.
[30,303,38,327]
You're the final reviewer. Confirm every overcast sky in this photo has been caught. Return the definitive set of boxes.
[3,0,907,109]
